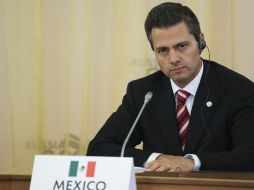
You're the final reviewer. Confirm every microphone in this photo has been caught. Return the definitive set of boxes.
[120,91,153,157]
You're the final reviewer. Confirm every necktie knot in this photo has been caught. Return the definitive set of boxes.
[177,90,190,105]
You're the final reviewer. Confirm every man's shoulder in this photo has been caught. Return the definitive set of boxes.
[204,60,254,98]
[129,70,166,86]
[206,60,253,85]
[125,71,169,96]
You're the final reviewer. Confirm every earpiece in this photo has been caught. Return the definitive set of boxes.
[199,39,206,50]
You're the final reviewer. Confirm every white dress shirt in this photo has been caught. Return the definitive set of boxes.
[146,62,204,171]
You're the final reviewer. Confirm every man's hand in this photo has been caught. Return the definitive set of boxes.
[144,154,194,172]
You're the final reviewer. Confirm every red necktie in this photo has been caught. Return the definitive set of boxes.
[176,90,190,151]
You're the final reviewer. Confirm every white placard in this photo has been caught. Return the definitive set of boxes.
[29,155,136,190]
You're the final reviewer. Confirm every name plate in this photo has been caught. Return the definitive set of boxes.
[29,155,136,190]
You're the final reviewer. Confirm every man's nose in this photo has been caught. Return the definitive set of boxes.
[168,49,180,64]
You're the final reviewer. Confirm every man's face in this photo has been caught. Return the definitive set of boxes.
[151,22,202,88]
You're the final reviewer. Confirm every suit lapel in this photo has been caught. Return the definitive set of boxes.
[185,61,221,153]
[152,74,182,154]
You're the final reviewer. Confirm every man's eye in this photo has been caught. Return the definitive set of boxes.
[178,44,188,49]
[158,48,168,54]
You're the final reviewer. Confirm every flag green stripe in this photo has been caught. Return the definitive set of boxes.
[69,161,78,176]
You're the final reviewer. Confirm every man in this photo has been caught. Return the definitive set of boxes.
[87,2,254,172]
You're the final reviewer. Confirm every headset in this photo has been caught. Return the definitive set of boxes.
[199,39,206,50]
[199,38,210,61]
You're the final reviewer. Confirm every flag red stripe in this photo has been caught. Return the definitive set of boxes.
[86,161,96,177]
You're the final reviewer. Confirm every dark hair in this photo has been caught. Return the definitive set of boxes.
[145,2,201,50]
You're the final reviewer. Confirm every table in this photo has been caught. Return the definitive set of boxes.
[1,171,254,190]
[136,171,254,190]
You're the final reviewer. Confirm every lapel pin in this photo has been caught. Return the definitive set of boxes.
[206,101,212,107]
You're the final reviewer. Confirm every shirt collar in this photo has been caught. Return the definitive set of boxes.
[170,61,204,96]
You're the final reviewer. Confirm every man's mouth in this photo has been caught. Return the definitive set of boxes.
[170,67,185,72]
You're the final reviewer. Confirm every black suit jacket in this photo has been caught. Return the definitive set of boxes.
[87,60,254,171]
